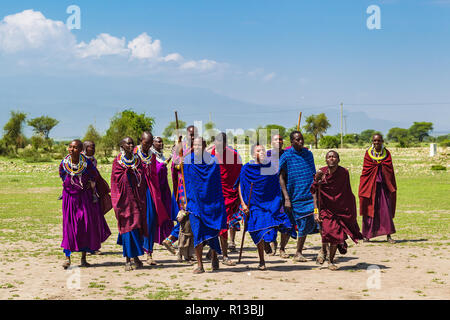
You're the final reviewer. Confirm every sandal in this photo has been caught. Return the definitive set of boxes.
[133,258,144,269]
[193,267,205,274]
[328,262,338,271]
[316,250,325,265]
[293,254,307,262]
[222,257,236,266]
[270,241,277,256]
[146,257,158,266]
[124,262,134,271]
[257,264,267,271]
[228,242,237,253]
[387,236,396,244]
[279,250,290,259]
[337,241,348,254]
[162,238,177,255]
[62,258,71,270]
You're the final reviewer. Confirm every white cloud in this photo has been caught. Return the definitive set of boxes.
[77,33,129,58]
[180,59,218,71]
[0,9,223,74]
[0,9,75,53]
[263,72,276,81]
[162,53,183,62]
[127,32,161,60]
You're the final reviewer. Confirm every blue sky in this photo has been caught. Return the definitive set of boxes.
[0,0,449,138]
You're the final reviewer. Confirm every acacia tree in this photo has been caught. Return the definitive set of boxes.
[303,113,331,149]
[83,124,103,143]
[162,119,186,140]
[27,116,59,140]
[408,122,433,142]
[103,109,155,151]
[3,111,27,153]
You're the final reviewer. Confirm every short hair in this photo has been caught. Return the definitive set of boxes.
[372,133,384,141]
[141,131,153,140]
[290,131,303,142]
[251,143,264,156]
[214,132,227,145]
[120,136,134,147]
[71,139,83,148]
[83,140,94,151]
[326,150,340,160]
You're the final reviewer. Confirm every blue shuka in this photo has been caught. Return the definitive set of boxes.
[183,152,227,254]
[279,147,316,217]
[237,161,292,245]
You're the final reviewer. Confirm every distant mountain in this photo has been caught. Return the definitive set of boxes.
[0,75,447,140]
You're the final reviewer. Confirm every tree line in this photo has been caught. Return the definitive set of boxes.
[1,109,447,163]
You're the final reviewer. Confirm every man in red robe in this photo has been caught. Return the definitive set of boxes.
[111,137,148,271]
[209,132,242,266]
[135,132,173,265]
[312,150,363,270]
[358,134,397,244]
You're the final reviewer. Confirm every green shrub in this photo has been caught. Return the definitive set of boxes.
[431,165,446,171]
[319,135,340,149]
[439,139,450,147]
[20,148,53,163]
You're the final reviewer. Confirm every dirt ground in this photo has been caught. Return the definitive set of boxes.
[1,230,449,300]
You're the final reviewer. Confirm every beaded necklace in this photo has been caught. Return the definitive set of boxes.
[63,154,88,176]
[118,152,142,187]
[150,146,166,163]
[63,154,88,188]
[368,145,387,162]
[136,145,153,164]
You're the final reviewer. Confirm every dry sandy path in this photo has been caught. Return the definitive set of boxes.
[1,232,448,300]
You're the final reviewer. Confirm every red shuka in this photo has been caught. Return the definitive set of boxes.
[211,146,242,237]
[110,155,148,236]
[312,166,363,244]
[140,152,172,226]
[358,149,397,218]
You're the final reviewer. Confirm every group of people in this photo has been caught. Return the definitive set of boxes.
[59,126,397,273]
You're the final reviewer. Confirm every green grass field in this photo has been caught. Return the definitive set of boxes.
[1,147,448,246]
[0,146,449,300]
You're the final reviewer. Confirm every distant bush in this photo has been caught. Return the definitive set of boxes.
[431,165,446,171]
[398,137,410,148]
[20,148,53,163]
[319,135,340,149]
[439,139,450,147]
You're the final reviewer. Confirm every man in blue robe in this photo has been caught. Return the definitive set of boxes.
[238,144,292,270]
[183,137,227,274]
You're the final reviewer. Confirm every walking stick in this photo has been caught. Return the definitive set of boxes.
[238,182,254,263]
[297,112,302,131]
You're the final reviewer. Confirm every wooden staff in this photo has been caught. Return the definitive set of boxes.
[238,182,254,263]
[297,112,302,131]
[175,111,187,208]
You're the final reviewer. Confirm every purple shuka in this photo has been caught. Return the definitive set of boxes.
[59,155,111,253]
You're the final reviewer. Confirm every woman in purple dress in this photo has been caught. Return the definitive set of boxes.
[59,140,111,269]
